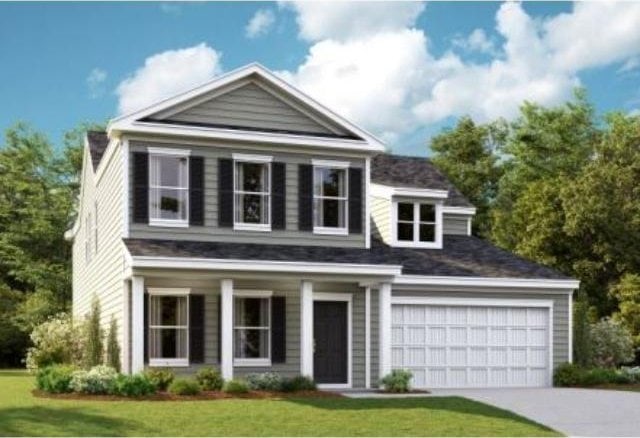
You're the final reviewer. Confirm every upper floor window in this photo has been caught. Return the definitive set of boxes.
[149,150,189,227]
[233,154,271,231]
[393,201,442,248]
[313,162,348,234]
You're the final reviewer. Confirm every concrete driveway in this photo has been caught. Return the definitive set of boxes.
[430,387,640,437]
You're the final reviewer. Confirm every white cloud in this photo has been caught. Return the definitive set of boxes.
[246,9,275,39]
[453,29,496,55]
[285,1,425,41]
[86,68,107,99]
[159,3,182,16]
[629,108,640,117]
[116,43,222,115]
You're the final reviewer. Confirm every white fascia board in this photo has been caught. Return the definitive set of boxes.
[130,256,403,276]
[113,122,383,154]
[370,183,448,199]
[394,275,580,290]
[108,63,386,151]
[441,206,477,215]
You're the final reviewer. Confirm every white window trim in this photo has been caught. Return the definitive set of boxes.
[391,201,443,249]
[147,288,191,367]
[233,157,272,232]
[233,289,273,367]
[148,149,190,228]
[312,165,349,235]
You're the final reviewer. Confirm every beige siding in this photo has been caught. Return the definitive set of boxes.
[129,141,367,248]
[72,142,126,365]
[443,213,470,235]
[371,195,391,243]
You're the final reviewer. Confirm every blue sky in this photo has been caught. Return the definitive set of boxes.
[1,1,639,156]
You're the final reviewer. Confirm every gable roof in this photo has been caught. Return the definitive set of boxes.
[371,154,472,207]
[86,131,109,171]
[108,63,385,152]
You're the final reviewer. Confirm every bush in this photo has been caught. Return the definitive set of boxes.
[590,318,635,367]
[168,378,201,396]
[573,294,593,367]
[112,374,156,397]
[381,369,413,393]
[620,366,640,383]
[143,368,175,391]
[553,363,585,386]
[25,313,86,371]
[70,365,118,394]
[224,379,249,394]
[246,372,283,391]
[195,367,224,391]
[84,298,103,368]
[280,375,316,392]
[106,317,121,372]
[35,364,76,393]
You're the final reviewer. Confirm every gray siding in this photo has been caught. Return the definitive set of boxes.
[129,141,366,248]
[391,288,571,369]
[443,213,470,235]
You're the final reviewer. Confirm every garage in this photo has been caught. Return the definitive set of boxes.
[391,298,552,388]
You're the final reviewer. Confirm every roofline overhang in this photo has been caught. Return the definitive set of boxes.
[371,183,449,199]
[394,275,579,290]
[441,206,477,215]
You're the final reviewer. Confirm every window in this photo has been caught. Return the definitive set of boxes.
[148,293,189,366]
[394,201,441,247]
[149,152,189,226]
[234,158,271,230]
[84,213,92,263]
[313,166,347,233]
[234,295,271,365]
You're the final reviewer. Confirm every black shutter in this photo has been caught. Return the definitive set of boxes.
[298,164,313,231]
[348,167,363,234]
[217,295,222,363]
[189,295,205,363]
[189,156,204,226]
[133,152,148,223]
[143,293,149,364]
[272,162,286,230]
[218,158,233,227]
[271,297,286,363]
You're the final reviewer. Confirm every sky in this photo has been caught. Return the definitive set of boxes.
[1,1,639,156]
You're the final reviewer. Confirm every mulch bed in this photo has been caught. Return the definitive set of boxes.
[32,389,343,401]
[374,389,431,394]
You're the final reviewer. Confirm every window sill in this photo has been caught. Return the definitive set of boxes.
[234,358,272,367]
[233,223,272,232]
[313,227,348,236]
[391,240,442,249]
[149,358,189,367]
[149,219,189,228]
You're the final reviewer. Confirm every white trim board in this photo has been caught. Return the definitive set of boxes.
[371,183,449,200]
[395,275,579,290]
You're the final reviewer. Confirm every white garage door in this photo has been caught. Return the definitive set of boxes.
[391,301,551,388]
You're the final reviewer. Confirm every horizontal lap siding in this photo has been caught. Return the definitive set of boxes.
[371,195,391,243]
[129,141,366,247]
[443,214,470,235]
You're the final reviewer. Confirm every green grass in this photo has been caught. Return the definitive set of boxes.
[0,370,559,437]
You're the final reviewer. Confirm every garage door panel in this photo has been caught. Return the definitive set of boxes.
[391,302,551,388]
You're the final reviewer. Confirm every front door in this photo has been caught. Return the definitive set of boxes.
[313,301,348,384]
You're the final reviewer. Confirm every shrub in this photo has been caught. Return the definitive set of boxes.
[590,318,635,367]
[169,378,201,396]
[195,367,224,391]
[112,374,156,397]
[573,294,593,367]
[280,375,317,392]
[70,365,118,394]
[224,379,249,394]
[553,363,585,386]
[246,372,283,391]
[25,313,86,371]
[381,369,413,393]
[620,366,640,383]
[143,368,175,391]
[84,298,103,368]
[35,364,76,393]
[106,317,121,372]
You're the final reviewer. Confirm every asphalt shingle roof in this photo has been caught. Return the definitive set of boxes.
[371,154,472,207]
[124,235,569,280]
[86,131,109,171]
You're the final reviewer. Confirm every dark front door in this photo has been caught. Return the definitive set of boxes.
[313,301,348,384]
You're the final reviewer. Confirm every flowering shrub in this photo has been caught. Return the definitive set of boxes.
[70,365,118,394]
[25,313,86,371]
[590,318,635,367]
[246,372,283,391]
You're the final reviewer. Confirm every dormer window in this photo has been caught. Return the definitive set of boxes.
[392,201,443,248]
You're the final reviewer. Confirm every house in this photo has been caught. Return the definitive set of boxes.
[66,63,578,390]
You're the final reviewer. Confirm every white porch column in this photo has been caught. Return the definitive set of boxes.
[365,286,371,388]
[131,275,145,374]
[122,280,131,374]
[300,280,314,377]
[378,282,392,380]
[220,279,234,381]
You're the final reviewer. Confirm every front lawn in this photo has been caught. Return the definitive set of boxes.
[0,370,559,437]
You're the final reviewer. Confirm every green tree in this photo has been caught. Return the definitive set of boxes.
[573,293,593,367]
[106,316,121,372]
[85,297,104,368]
[430,117,505,236]
[609,273,640,348]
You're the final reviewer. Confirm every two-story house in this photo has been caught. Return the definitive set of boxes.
[66,63,578,390]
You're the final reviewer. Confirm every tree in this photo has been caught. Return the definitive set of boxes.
[590,318,635,368]
[573,293,593,367]
[85,297,104,368]
[430,117,504,237]
[609,273,640,348]
[106,316,121,372]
